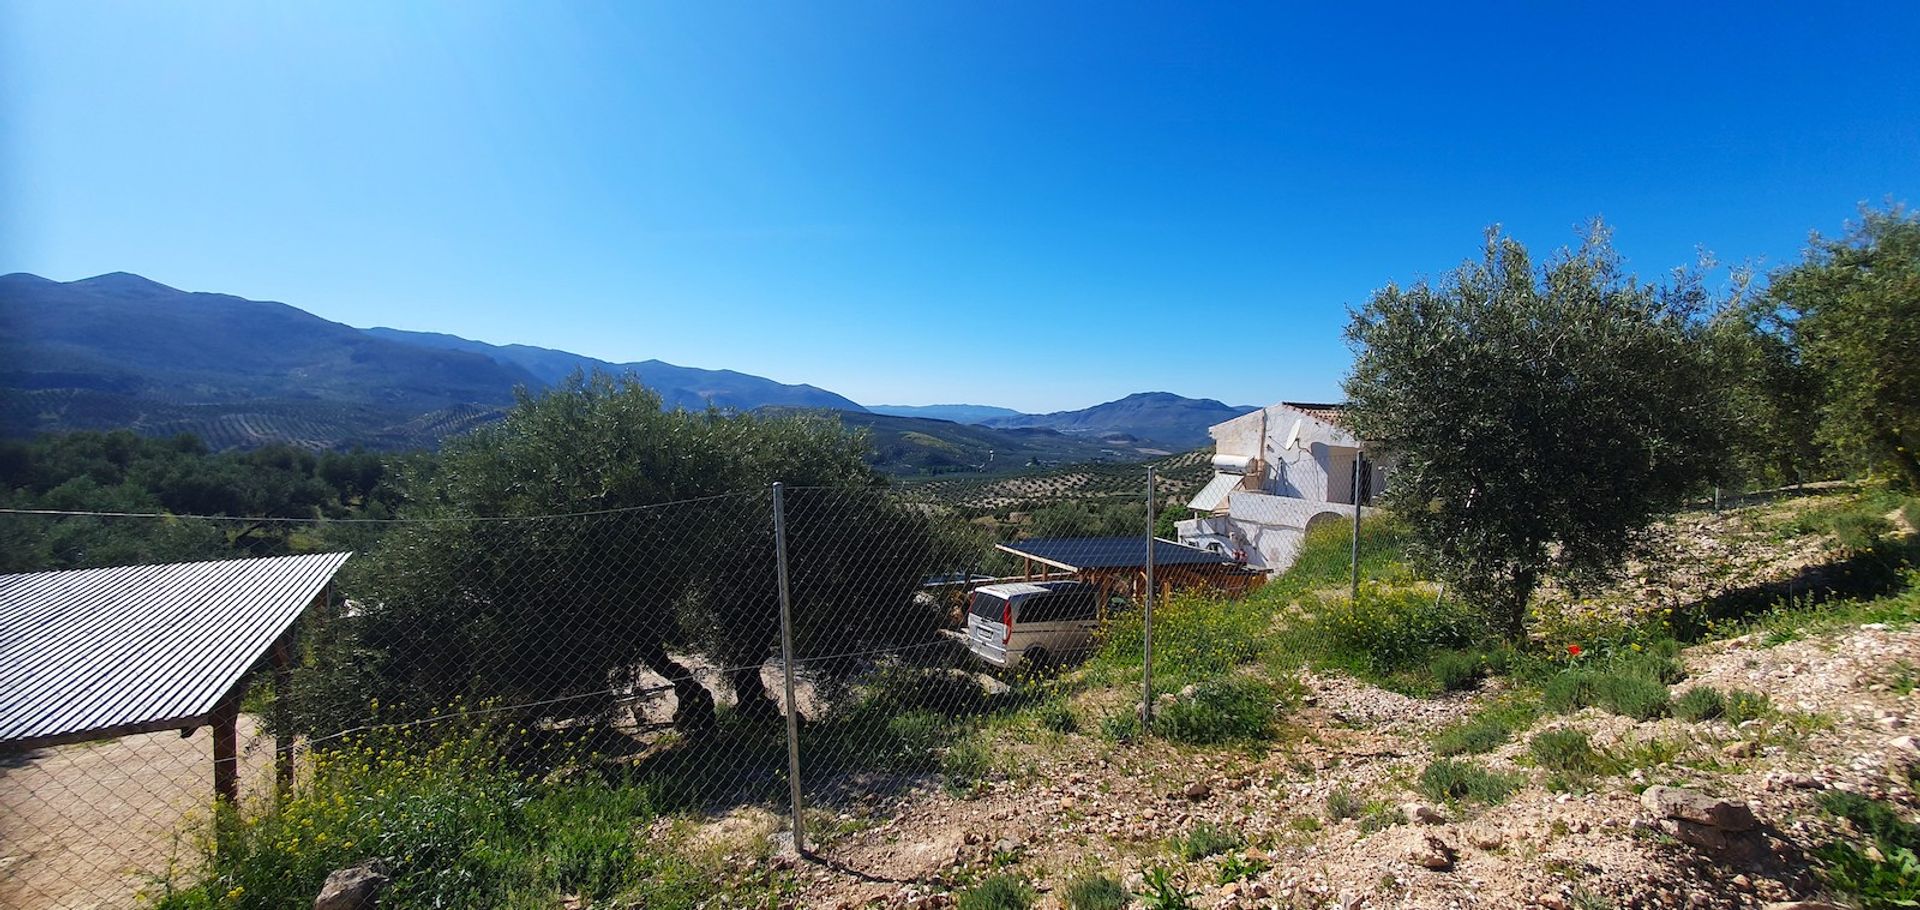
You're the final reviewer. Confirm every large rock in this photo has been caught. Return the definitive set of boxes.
[314,861,388,910]
[1640,785,1757,832]
[1407,834,1457,870]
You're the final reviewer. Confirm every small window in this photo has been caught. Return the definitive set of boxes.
[969,592,1007,621]
[1019,588,1098,623]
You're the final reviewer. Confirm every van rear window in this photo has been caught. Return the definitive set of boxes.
[969,592,1007,621]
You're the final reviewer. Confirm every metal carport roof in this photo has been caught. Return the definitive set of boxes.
[0,552,350,750]
[995,537,1236,572]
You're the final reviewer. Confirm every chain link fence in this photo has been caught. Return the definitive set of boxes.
[0,473,1249,908]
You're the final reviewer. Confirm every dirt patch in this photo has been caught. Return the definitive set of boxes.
[790,623,1920,909]
[0,717,275,910]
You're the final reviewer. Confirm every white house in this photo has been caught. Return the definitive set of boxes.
[1174,401,1389,574]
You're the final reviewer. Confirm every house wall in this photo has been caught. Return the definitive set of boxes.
[1178,402,1391,574]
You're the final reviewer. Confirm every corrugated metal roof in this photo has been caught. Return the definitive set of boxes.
[997,537,1235,571]
[0,552,350,749]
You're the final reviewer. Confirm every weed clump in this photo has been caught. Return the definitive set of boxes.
[1063,871,1129,910]
[1153,676,1283,745]
[1672,686,1726,721]
[1176,822,1242,860]
[1433,701,1539,756]
[1429,649,1489,691]
[1417,758,1518,805]
[957,874,1035,910]
[1815,789,1920,908]
[1325,786,1364,821]
[1529,728,1607,778]
[1542,661,1672,720]
[1288,584,1482,680]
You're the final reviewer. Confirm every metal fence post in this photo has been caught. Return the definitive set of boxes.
[772,482,805,855]
[1141,466,1156,733]
[1350,451,1364,604]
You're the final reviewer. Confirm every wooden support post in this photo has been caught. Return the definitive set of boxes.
[271,634,295,799]
[211,688,241,808]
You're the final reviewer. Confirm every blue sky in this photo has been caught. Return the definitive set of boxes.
[4,2,1916,412]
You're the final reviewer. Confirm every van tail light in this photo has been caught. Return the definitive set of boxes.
[1001,602,1013,644]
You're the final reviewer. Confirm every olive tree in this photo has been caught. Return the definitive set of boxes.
[1342,225,1731,638]
[340,372,968,737]
[1770,204,1920,488]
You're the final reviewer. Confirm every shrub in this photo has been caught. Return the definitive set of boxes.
[1154,677,1281,745]
[1064,871,1129,910]
[1417,759,1518,805]
[1287,584,1482,679]
[941,735,992,793]
[152,726,683,909]
[1100,711,1141,743]
[1176,822,1242,861]
[1816,790,1920,909]
[1096,591,1271,686]
[1137,867,1196,910]
[1543,667,1670,720]
[1432,702,1538,755]
[1430,649,1488,691]
[1036,699,1079,734]
[1672,686,1726,721]
[1325,787,1364,821]
[957,874,1035,910]
[1529,728,1607,778]
[1724,689,1772,724]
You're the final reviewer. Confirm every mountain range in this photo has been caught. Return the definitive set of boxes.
[0,272,1257,467]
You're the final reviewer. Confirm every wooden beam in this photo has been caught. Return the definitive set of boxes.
[211,686,242,807]
[271,633,295,799]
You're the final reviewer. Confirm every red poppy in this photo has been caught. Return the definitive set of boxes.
[1566,644,1583,657]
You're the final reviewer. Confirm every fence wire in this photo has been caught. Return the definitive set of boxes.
[1,477,1220,909]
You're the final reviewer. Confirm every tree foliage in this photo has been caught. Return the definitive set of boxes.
[339,373,975,737]
[1341,225,1731,637]
[0,430,399,571]
[1770,204,1920,488]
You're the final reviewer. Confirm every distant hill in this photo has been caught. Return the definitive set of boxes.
[755,408,1155,476]
[0,272,541,447]
[864,403,1023,424]
[0,272,868,450]
[980,392,1257,450]
[364,327,866,412]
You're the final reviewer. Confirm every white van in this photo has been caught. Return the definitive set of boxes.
[963,580,1103,671]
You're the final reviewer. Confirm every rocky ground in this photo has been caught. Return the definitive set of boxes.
[781,613,1920,909]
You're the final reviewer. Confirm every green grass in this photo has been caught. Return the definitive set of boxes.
[957,874,1036,910]
[1278,583,1484,684]
[1035,699,1079,734]
[1063,871,1129,910]
[1417,758,1519,806]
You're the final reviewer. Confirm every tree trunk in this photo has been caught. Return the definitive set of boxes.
[1501,567,1539,642]
[729,663,782,722]
[1880,427,1920,491]
[638,642,716,735]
